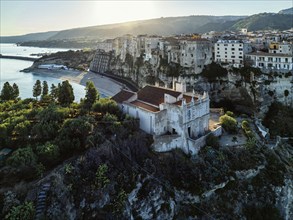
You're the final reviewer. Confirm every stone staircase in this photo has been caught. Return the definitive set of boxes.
[35,182,51,219]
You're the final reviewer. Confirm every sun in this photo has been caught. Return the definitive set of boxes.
[92,1,157,25]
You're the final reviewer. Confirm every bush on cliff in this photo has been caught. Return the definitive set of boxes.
[201,62,228,81]
[220,114,237,133]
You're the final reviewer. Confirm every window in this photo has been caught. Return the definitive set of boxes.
[239,48,243,51]
[225,48,227,50]
[231,48,235,51]
[285,58,288,63]
[191,54,193,57]
[217,44,219,46]
[217,51,220,54]
[231,56,235,58]
[239,56,243,58]
[225,52,227,54]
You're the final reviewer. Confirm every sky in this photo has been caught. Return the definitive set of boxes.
[1,0,292,36]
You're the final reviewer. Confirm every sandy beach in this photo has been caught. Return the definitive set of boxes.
[30,68,124,97]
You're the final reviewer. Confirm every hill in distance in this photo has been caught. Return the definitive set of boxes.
[1,10,292,44]
[232,13,293,31]
[278,7,293,14]
[0,15,244,43]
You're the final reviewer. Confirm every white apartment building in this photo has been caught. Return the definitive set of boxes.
[215,40,252,67]
[246,52,293,72]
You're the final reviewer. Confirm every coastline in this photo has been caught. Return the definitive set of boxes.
[29,68,123,97]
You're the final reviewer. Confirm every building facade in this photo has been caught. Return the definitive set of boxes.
[214,40,252,67]
[179,39,213,73]
[246,52,293,72]
[90,49,112,73]
[112,85,216,154]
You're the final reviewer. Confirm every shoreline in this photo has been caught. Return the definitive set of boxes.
[28,68,123,97]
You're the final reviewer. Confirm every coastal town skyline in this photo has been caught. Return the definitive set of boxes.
[1,0,292,36]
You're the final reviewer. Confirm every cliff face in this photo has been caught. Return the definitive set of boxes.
[109,54,293,117]
[26,50,293,116]
[2,134,292,219]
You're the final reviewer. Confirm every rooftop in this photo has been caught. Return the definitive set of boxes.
[247,51,292,57]
[111,89,135,103]
[137,85,182,107]
[130,100,160,112]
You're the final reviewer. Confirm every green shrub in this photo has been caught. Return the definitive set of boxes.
[6,147,37,167]
[5,202,35,220]
[219,114,237,133]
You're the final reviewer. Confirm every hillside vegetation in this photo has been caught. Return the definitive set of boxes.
[232,13,293,31]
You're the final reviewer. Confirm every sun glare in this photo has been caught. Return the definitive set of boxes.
[92,1,156,25]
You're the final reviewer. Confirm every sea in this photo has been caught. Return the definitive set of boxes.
[0,43,86,101]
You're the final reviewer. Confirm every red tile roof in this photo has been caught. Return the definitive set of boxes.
[130,100,160,112]
[137,85,182,107]
[111,90,135,103]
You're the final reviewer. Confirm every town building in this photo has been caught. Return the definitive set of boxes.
[246,51,293,72]
[90,49,112,73]
[268,42,292,55]
[167,38,213,74]
[95,40,113,52]
[112,84,221,154]
[179,38,213,73]
[214,40,252,67]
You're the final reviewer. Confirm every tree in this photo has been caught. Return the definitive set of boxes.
[12,83,19,100]
[125,53,134,72]
[102,113,121,134]
[95,164,110,188]
[201,62,228,80]
[36,142,60,164]
[93,98,120,115]
[57,80,74,105]
[219,114,237,133]
[83,81,98,112]
[5,202,35,220]
[6,147,37,167]
[1,82,14,101]
[42,81,49,96]
[50,84,59,100]
[58,116,93,153]
[33,80,42,100]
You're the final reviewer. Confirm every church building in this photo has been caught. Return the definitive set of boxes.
[112,84,218,154]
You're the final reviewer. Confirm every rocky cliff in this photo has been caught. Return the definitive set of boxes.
[23,50,95,72]
[109,54,293,118]
[1,132,292,219]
